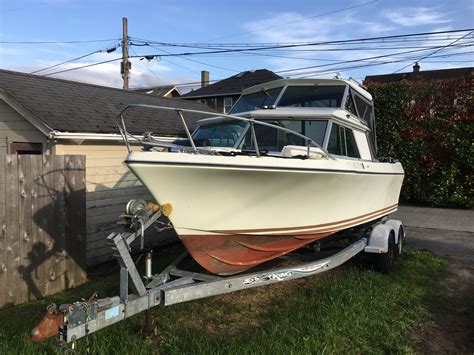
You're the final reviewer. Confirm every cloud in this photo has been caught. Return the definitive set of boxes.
[240,7,464,79]
[382,7,451,27]
[241,9,402,73]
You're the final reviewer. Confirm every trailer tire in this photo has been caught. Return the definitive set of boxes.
[374,232,396,274]
[395,226,404,259]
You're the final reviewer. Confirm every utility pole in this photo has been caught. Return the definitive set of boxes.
[121,17,130,90]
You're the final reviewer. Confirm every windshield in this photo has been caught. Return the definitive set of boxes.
[278,85,345,108]
[230,87,282,114]
[192,121,247,147]
[240,119,328,152]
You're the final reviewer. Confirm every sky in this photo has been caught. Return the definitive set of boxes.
[0,0,473,91]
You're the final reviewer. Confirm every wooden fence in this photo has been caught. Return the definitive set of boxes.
[0,154,86,308]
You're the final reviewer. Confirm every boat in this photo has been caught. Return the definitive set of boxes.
[119,78,404,275]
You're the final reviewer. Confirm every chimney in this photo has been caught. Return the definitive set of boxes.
[413,62,420,74]
[201,70,209,87]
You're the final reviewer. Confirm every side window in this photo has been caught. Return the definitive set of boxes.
[345,129,360,158]
[353,94,372,122]
[327,123,360,158]
[344,90,357,116]
[327,123,345,155]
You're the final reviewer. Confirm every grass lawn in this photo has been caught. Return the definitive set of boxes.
[0,246,446,354]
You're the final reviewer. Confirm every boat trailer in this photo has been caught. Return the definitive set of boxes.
[30,200,404,347]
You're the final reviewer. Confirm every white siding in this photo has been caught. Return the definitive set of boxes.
[55,143,177,266]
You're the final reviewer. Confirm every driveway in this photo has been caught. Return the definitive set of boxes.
[391,205,474,354]
[392,205,473,262]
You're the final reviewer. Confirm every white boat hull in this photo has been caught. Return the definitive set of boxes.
[126,152,404,274]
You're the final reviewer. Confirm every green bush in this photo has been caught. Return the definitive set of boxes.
[366,78,473,208]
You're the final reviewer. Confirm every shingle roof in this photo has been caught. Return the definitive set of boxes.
[0,69,213,136]
[364,67,474,84]
[181,69,282,99]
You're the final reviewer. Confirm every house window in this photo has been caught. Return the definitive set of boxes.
[224,97,233,113]
[10,142,43,154]
[327,123,360,158]
[206,98,217,109]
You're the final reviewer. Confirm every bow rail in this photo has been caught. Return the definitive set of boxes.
[116,104,332,159]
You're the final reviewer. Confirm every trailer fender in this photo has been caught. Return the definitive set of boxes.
[383,219,404,245]
[364,223,393,254]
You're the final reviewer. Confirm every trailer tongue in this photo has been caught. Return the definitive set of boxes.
[30,200,404,348]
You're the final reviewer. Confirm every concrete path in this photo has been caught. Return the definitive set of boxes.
[390,205,473,263]
[392,205,473,233]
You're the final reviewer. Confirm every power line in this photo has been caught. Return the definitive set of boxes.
[36,29,474,83]
[131,29,474,51]
[30,50,102,74]
[297,51,474,78]
[220,42,473,62]
[0,38,119,44]
[153,56,202,75]
[127,30,474,59]
[275,43,473,75]
[42,57,122,76]
[143,44,240,73]
[130,46,164,85]
[392,31,474,73]
[138,49,474,89]
[38,46,473,81]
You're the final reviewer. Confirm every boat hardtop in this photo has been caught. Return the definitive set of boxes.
[190,77,377,162]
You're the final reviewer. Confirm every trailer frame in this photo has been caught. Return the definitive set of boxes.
[55,205,403,345]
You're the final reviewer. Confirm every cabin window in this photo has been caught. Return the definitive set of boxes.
[353,94,372,122]
[344,90,358,116]
[192,121,247,147]
[277,85,345,108]
[240,119,328,152]
[10,142,43,155]
[230,87,282,113]
[345,129,360,158]
[327,123,360,158]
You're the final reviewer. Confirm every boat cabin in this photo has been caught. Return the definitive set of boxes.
[191,79,377,161]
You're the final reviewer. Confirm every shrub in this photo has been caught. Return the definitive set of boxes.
[366,78,473,208]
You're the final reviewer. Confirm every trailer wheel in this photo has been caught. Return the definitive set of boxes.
[374,232,396,274]
[395,226,404,259]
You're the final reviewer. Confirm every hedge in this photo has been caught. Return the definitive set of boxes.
[366,78,473,209]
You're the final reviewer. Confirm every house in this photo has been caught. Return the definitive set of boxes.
[364,63,474,84]
[181,69,282,113]
[134,84,181,98]
[0,69,213,266]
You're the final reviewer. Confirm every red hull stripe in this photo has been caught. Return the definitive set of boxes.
[269,205,398,236]
[209,204,398,235]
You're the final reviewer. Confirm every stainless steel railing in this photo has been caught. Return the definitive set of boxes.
[116,104,332,159]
